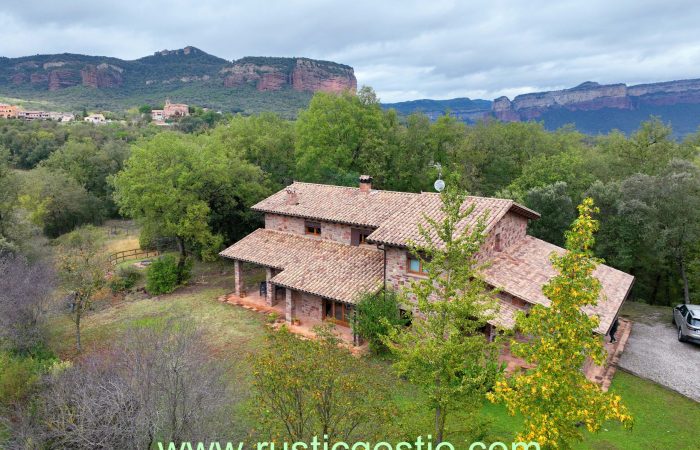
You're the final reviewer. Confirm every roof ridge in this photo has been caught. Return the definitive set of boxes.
[291,181,420,196]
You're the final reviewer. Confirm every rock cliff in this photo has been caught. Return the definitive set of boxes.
[1,48,355,95]
[493,79,700,121]
[221,57,356,93]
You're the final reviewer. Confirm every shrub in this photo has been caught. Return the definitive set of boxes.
[146,255,179,295]
[145,255,192,295]
[0,352,44,406]
[353,290,409,353]
[108,266,142,293]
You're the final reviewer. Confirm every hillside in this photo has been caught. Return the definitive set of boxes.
[384,78,700,136]
[0,46,357,117]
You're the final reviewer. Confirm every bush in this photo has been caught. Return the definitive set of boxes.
[353,290,409,353]
[108,266,142,293]
[146,255,191,295]
[0,352,45,406]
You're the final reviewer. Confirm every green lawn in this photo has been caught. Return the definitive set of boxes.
[46,286,699,449]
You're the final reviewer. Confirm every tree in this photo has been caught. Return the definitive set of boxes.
[586,160,700,305]
[42,137,130,215]
[655,159,700,304]
[0,254,55,354]
[20,167,105,238]
[211,112,295,188]
[381,182,501,442]
[0,148,23,252]
[523,182,576,247]
[488,198,633,448]
[352,289,408,353]
[112,132,268,281]
[56,226,108,353]
[250,326,393,441]
[295,90,388,185]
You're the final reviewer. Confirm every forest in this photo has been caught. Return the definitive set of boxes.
[3,87,698,306]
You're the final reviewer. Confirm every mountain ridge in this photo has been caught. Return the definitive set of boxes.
[383,77,700,135]
[0,46,356,116]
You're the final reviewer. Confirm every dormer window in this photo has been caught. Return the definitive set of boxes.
[305,221,321,236]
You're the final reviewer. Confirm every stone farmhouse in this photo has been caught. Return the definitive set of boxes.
[220,176,634,346]
[151,99,189,123]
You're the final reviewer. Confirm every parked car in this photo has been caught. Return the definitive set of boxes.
[672,304,700,343]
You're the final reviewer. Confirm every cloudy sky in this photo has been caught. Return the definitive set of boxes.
[2,0,699,102]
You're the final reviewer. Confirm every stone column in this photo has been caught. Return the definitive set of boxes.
[285,288,293,322]
[234,260,245,298]
[265,267,274,306]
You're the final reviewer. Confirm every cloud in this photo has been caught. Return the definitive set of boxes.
[2,0,700,102]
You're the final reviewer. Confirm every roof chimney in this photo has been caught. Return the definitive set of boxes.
[359,175,373,193]
[285,187,299,205]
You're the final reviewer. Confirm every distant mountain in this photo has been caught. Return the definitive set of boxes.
[0,46,357,117]
[384,79,700,136]
[381,97,492,122]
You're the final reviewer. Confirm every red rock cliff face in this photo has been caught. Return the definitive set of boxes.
[221,58,356,93]
[81,64,124,88]
[291,59,357,93]
[492,79,700,121]
[48,70,82,91]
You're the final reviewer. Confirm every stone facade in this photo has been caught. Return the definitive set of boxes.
[385,246,413,293]
[479,212,528,260]
[265,213,306,235]
[260,202,534,330]
[264,213,366,245]
[297,292,323,322]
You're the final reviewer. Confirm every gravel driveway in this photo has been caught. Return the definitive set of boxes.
[618,314,700,402]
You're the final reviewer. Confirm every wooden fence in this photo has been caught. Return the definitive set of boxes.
[108,248,160,265]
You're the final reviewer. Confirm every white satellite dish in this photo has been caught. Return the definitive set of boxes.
[434,179,445,192]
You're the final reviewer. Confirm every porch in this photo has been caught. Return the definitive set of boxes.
[219,290,356,344]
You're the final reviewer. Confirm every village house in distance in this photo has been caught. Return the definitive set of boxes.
[151,99,189,124]
[0,103,75,122]
[220,176,634,349]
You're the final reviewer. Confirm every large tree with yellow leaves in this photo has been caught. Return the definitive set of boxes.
[488,198,633,448]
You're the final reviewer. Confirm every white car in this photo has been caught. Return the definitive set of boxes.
[672,304,700,344]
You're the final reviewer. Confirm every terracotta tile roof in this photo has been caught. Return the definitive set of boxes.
[489,301,521,329]
[251,182,416,228]
[253,182,539,236]
[367,193,539,248]
[219,229,383,304]
[482,236,634,334]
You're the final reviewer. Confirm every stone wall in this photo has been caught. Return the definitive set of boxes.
[265,213,306,235]
[478,212,528,261]
[385,246,412,293]
[385,211,530,307]
[264,213,358,245]
[297,292,323,322]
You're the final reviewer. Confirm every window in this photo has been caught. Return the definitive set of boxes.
[407,254,428,275]
[305,221,321,236]
[351,228,373,246]
[323,299,353,326]
[494,233,502,252]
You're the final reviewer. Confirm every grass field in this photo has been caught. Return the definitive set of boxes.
[45,279,700,449]
[44,225,698,449]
